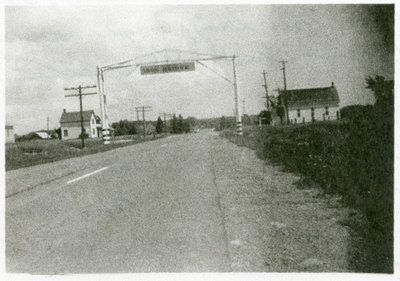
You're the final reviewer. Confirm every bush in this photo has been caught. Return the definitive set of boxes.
[340,104,373,122]
[258,110,272,125]
[222,117,393,272]
[112,120,137,136]
[78,132,89,139]
[216,116,235,131]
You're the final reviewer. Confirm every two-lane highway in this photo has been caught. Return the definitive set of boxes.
[6,131,231,273]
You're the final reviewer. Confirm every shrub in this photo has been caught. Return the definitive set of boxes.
[222,118,393,272]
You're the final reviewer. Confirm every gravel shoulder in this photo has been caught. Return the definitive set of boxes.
[210,133,350,272]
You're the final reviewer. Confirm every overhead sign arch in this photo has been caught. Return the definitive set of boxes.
[96,49,242,144]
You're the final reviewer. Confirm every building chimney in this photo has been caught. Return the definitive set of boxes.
[331,82,334,87]
[63,108,66,113]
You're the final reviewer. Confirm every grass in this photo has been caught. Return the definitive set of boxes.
[6,134,165,171]
[221,119,393,273]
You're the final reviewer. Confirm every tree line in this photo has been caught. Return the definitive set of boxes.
[112,114,194,136]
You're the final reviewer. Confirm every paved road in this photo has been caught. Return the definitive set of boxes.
[6,131,231,273]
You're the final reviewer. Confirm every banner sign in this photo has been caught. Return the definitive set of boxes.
[140,62,195,75]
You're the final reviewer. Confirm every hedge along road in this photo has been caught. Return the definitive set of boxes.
[6,130,350,273]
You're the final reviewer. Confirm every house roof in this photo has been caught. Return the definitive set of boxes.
[60,110,96,123]
[34,131,50,139]
[282,85,340,109]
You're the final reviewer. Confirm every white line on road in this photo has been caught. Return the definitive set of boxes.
[67,167,109,185]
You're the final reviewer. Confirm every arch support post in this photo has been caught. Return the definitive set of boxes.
[232,55,243,136]
[97,66,110,144]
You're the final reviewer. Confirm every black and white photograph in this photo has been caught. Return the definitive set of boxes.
[1,0,397,279]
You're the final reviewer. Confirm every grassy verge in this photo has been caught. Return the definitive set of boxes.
[221,120,393,273]
[6,134,165,171]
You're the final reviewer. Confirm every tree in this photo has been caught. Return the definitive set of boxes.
[79,131,89,139]
[218,116,227,131]
[171,114,178,134]
[258,110,272,125]
[186,116,199,128]
[177,114,184,134]
[155,117,163,134]
[242,114,251,126]
[182,119,191,133]
[128,122,137,135]
[217,116,235,131]
[55,127,62,139]
[112,120,136,136]
[366,75,394,107]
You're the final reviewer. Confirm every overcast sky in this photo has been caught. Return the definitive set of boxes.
[5,4,394,134]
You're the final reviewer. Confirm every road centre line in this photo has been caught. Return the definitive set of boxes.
[67,167,109,185]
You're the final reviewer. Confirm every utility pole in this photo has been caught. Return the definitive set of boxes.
[64,85,97,148]
[136,108,140,127]
[135,106,152,139]
[280,60,289,124]
[160,112,173,135]
[142,106,146,137]
[47,116,49,135]
[262,70,270,111]
[273,88,284,125]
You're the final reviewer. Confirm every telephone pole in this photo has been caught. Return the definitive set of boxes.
[136,108,140,125]
[262,70,270,111]
[64,85,97,148]
[135,106,152,139]
[273,88,284,125]
[160,112,173,135]
[47,116,49,134]
[280,60,289,124]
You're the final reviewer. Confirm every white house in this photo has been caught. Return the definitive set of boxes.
[60,109,101,140]
[280,82,340,124]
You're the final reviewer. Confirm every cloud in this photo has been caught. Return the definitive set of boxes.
[4,5,394,135]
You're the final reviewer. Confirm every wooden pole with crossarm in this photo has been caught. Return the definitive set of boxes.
[64,85,97,148]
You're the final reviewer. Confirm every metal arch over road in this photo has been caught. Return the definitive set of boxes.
[96,49,243,144]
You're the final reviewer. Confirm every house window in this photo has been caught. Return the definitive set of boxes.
[6,130,9,137]
[92,118,95,124]
[325,107,329,115]
[64,129,68,137]
[297,109,301,117]
[311,108,315,121]
[93,128,95,135]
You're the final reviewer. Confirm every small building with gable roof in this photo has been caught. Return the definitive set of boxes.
[280,82,340,124]
[60,109,101,140]
[5,125,15,143]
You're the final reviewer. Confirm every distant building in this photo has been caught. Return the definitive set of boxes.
[5,125,15,143]
[60,109,101,140]
[279,82,340,124]
[35,130,51,139]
